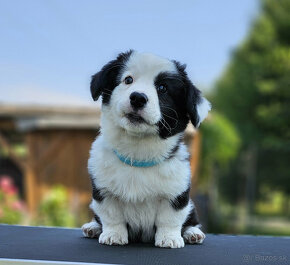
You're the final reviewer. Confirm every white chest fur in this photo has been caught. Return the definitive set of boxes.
[88,135,191,203]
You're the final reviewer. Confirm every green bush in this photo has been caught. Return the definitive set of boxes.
[34,186,76,227]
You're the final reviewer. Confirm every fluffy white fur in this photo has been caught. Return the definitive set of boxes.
[82,51,209,248]
[196,97,212,127]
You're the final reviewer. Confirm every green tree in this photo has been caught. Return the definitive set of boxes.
[212,0,290,199]
[199,112,240,187]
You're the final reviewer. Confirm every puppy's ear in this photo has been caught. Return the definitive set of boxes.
[90,59,118,101]
[90,71,103,101]
[186,84,211,128]
[90,50,134,101]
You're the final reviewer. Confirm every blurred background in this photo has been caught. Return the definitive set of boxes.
[0,0,289,236]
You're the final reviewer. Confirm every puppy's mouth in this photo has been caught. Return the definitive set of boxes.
[125,112,147,124]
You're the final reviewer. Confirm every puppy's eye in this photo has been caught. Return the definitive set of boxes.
[157,84,167,93]
[124,76,133,85]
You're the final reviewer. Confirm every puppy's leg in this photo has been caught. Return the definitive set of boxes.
[182,203,205,244]
[183,225,205,244]
[155,199,191,248]
[82,216,102,238]
[90,198,128,246]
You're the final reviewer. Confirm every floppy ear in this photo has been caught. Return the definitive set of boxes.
[90,71,103,101]
[90,50,134,101]
[90,59,118,101]
[186,84,211,128]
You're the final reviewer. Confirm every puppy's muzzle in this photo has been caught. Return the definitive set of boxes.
[130,92,148,110]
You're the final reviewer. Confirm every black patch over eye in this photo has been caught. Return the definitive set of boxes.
[124,76,133,84]
[154,71,190,139]
[157,84,167,93]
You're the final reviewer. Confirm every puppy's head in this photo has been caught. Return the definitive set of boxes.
[91,50,211,138]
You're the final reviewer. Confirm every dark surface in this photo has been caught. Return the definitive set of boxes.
[0,224,289,265]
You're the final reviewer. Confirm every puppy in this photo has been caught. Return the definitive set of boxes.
[82,50,211,248]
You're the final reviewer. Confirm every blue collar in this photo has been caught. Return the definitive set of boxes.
[113,149,162,167]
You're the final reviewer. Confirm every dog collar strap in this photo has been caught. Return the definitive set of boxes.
[113,149,161,167]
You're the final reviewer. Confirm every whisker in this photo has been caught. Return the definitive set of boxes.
[160,118,171,134]
[160,104,179,119]
[103,89,114,95]
[101,92,112,97]
[162,113,178,122]
[163,117,177,132]
[162,118,172,132]
[103,88,112,92]
[162,114,178,130]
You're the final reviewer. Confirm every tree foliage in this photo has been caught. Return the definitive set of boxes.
[199,112,240,185]
[212,0,290,195]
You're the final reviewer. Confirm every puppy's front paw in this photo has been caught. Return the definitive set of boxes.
[82,221,102,238]
[155,233,185,248]
[183,226,205,244]
[99,228,128,246]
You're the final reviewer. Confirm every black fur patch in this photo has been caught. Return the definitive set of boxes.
[154,62,202,138]
[127,224,156,243]
[170,187,190,210]
[90,50,133,103]
[182,206,200,233]
[94,214,102,226]
[154,72,189,139]
[91,179,103,227]
[91,179,105,202]
[127,224,142,243]
[165,138,182,160]
[173,60,202,127]
[166,144,180,160]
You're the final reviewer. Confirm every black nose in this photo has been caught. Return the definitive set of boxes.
[130,92,148,110]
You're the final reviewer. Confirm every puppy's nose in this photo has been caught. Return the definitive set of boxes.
[130,92,148,110]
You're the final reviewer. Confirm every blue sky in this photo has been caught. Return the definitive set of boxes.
[0,0,258,106]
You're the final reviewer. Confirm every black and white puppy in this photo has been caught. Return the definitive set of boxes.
[82,50,211,248]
